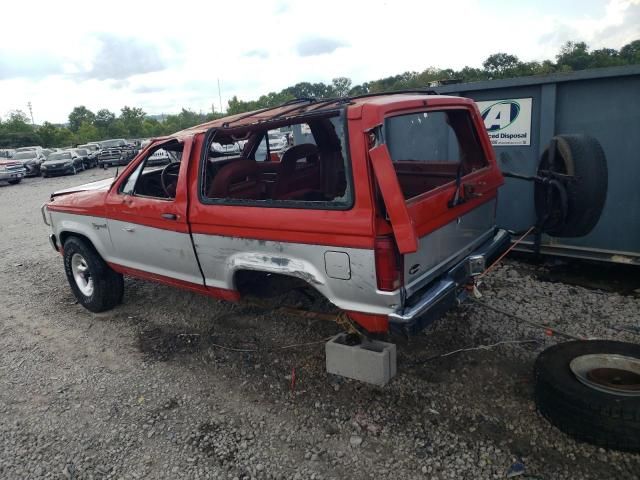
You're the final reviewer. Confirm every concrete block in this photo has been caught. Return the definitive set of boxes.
[325,333,397,386]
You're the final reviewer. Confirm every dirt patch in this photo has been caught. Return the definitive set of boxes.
[138,328,204,360]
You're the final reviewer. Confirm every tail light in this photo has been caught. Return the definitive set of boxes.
[374,235,402,291]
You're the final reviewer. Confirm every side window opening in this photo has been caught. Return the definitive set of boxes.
[120,141,183,200]
[384,109,488,200]
[200,112,352,209]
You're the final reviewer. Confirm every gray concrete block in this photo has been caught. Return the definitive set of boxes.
[325,333,397,386]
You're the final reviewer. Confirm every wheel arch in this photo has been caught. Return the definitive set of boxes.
[53,215,112,261]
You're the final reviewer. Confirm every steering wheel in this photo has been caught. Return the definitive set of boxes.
[160,162,181,198]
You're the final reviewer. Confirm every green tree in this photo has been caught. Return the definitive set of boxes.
[108,119,128,138]
[483,53,521,78]
[120,106,146,137]
[556,41,591,70]
[331,77,352,97]
[68,106,96,133]
[589,48,624,68]
[142,118,165,137]
[34,121,75,147]
[76,121,99,144]
[94,109,116,131]
[620,40,640,63]
[3,110,33,133]
[37,122,60,147]
[55,127,75,147]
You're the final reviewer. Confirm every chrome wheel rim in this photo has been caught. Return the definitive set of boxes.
[570,354,640,396]
[71,253,94,297]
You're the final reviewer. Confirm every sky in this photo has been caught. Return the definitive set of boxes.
[1,0,638,124]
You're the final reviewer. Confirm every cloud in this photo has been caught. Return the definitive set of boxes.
[538,0,640,52]
[80,34,168,80]
[274,1,290,14]
[295,37,348,57]
[0,49,64,80]
[132,84,166,94]
[243,49,270,59]
[595,1,640,47]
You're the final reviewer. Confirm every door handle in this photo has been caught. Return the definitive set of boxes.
[123,225,135,232]
[161,213,178,220]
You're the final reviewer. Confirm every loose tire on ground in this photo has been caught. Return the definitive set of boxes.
[535,134,608,237]
[63,236,124,313]
[534,340,640,452]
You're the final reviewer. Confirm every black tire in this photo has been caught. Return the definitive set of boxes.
[535,134,608,237]
[63,236,124,313]
[8,179,21,185]
[535,340,640,452]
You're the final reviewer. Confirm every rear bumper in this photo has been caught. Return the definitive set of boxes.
[389,228,510,334]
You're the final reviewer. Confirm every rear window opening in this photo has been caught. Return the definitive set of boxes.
[384,109,488,200]
[200,112,352,209]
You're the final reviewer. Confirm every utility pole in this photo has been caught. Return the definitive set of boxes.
[217,78,223,114]
[27,101,34,125]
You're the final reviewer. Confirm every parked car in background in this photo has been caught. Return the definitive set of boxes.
[78,143,102,163]
[0,149,15,158]
[15,145,42,152]
[73,148,96,169]
[41,149,55,159]
[145,148,171,166]
[13,150,46,177]
[41,151,84,177]
[268,132,288,152]
[211,142,241,156]
[0,159,26,184]
[98,139,136,167]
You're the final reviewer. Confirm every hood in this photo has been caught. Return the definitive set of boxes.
[51,177,114,198]
[43,159,73,166]
[0,160,22,167]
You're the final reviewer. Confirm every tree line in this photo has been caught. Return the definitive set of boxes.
[1,39,638,148]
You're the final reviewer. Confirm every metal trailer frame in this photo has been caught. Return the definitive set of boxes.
[435,65,640,266]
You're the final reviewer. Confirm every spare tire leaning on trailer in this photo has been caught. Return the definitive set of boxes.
[534,340,640,452]
[534,134,608,237]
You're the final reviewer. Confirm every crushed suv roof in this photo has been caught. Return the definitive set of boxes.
[175,90,449,137]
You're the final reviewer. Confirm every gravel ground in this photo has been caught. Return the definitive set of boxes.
[1,169,639,480]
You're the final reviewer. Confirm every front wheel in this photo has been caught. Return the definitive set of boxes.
[8,179,21,185]
[63,237,124,312]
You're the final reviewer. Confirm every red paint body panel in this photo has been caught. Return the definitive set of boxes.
[48,188,109,216]
[187,132,377,249]
[108,262,240,302]
[358,98,504,240]
[346,311,389,333]
[104,138,194,233]
[368,144,418,254]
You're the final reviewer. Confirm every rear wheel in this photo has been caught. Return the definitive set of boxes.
[63,237,124,312]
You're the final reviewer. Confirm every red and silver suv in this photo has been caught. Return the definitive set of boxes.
[43,92,509,335]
